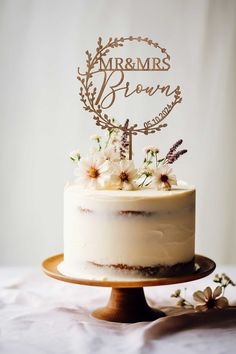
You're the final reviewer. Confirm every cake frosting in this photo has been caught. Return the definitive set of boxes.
[58,181,195,278]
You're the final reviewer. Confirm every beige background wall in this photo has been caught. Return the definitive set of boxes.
[0,0,236,265]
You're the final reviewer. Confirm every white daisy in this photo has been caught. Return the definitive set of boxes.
[152,165,177,191]
[111,160,138,190]
[75,157,112,189]
[193,286,229,312]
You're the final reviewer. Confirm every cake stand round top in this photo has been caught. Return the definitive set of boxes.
[42,254,216,288]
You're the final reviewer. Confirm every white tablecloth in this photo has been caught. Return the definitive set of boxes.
[0,265,236,354]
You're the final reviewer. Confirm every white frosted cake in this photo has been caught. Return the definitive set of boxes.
[58,181,195,278]
[57,112,195,278]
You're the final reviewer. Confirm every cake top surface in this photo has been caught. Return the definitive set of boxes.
[65,180,195,200]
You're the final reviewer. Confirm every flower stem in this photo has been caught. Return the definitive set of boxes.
[139,175,148,187]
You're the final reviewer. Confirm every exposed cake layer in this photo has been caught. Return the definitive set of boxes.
[58,258,195,280]
[61,182,195,277]
[91,257,195,277]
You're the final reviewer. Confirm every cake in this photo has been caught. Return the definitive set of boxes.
[58,176,195,279]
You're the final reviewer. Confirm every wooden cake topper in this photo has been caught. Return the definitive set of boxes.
[77,36,182,159]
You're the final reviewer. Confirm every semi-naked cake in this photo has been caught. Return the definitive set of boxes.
[58,181,195,278]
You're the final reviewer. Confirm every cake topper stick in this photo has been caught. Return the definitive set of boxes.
[128,130,132,160]
[77,36,182,160]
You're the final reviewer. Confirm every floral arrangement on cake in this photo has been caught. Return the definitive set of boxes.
[69,120,187,191]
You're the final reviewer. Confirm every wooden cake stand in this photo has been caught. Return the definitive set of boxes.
[42,254,216,323]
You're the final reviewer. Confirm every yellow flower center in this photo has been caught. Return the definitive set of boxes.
[120,171,129,182]
[87,166,99,179]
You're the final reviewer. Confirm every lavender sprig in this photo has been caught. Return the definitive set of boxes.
[166,139,183,160]
[120,119,129,159]
[166,139,187,164]
[168,149,187,164]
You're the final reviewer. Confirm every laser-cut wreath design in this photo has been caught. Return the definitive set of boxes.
[77,36,182,159]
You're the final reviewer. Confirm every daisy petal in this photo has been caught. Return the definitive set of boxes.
[99,161,111,173]
[203,287,212,300]
[215,297,229,309]
[213,286,222,299]
[195,304,208,312]
[122,182,133,191]
[169,175,177,185]
[79,158,90,170]
[193,290,205,303]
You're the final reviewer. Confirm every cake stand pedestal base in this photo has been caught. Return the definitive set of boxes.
[92,287,165,323]
[42,254,216,323]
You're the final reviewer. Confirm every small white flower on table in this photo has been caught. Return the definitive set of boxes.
[193,286,229,312]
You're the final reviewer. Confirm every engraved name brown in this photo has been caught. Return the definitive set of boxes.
[77,36,182,159]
